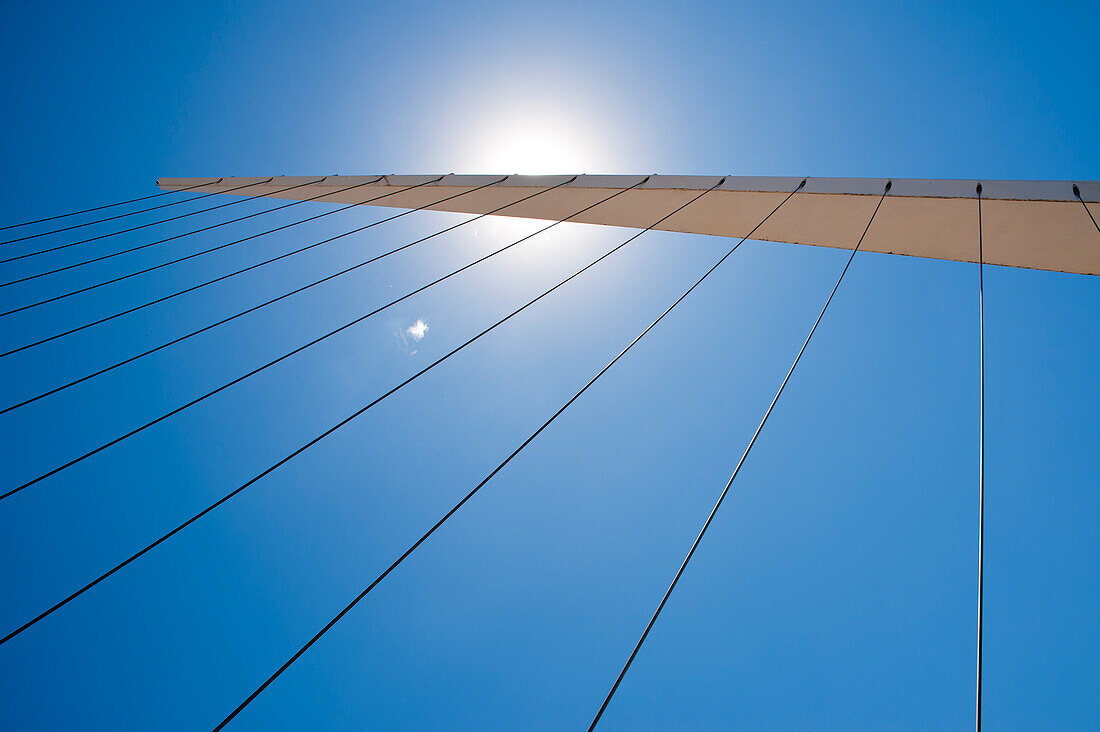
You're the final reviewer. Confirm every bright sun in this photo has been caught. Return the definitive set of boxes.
[467,105,618,174]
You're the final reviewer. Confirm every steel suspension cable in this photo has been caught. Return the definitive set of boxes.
[212,177,807,731]
[587,180,891,731]
[975,182,985,732]
[0,177,284,257]
[0,175,677,648]
[1074,183,1100,235]
[0,176,579,412]
[0,179,235,244]
[0,177,441,318]
[4,182,552,491]
[0,178,643,500]
[0,179,220,233]
[0,176,487,350]
[0,177,370,288]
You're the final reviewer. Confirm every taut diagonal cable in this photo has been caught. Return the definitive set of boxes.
[1074,183,1100,236]
[1,178,535,481]
[587,180,891,731]
[975,182,985,732]
[0,177,375,285]
[0,177,632,498]
[1,176,577,411]
[0,179,233,243]
[0,179,220,233]
[0,176,496,347]
[0,176,658,646]
[0,177,450,317]
[0,177,284,254]
[210,177,803,731]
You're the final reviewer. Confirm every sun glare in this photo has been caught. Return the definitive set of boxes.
[483,121,587,173]
[468,105,619,175]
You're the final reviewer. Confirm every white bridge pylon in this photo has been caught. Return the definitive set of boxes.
[158,175,1100,276]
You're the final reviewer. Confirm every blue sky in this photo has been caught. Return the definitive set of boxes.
[1,1,1098,729]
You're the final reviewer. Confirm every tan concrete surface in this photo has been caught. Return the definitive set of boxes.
[156,175,1100,276]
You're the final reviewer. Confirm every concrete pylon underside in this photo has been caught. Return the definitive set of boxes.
[157,175,1100,276]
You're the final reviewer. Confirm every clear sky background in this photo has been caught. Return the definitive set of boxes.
[1,1,1098,729]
